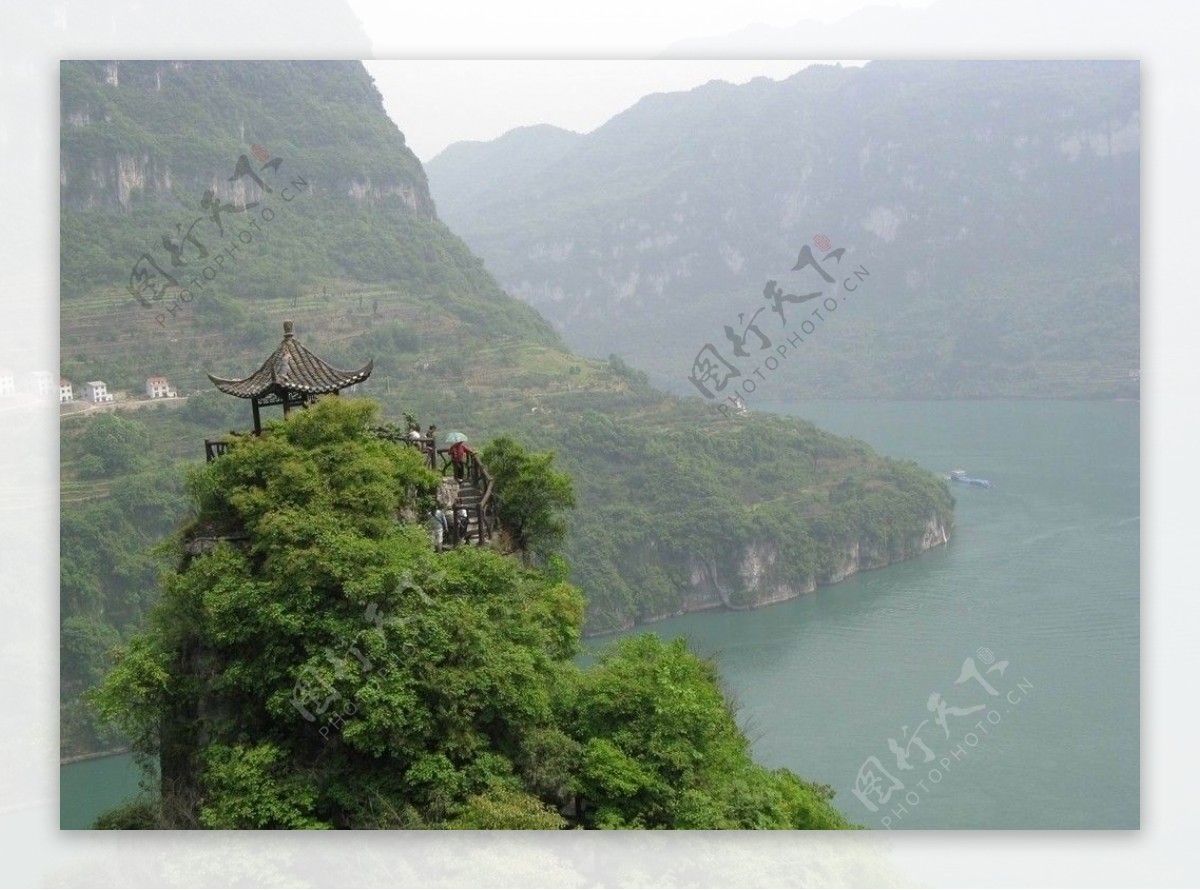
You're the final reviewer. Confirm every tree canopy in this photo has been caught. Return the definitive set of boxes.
[77,413,152,477]
[481,435,576,564]
[91,397,852,829]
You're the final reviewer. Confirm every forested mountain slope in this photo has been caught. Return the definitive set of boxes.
[428,60,1139,399]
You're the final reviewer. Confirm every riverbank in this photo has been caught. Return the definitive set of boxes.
[60,746,129,766]
[585,515,951,637]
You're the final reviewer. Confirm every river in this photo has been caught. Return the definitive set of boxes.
[61,400,1139,830]
[592,399,1139,829]
[59,752,144,830]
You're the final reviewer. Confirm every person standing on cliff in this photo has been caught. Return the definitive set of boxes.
[424,425,438,465]
[447,439,472,482]
[453,497,470,545]
[429,505,448,552]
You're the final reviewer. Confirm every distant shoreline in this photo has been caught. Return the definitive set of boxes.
[60,746,130,766]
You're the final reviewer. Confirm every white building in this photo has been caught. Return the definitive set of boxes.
[0,370,14,397]
[84,380,113,403]
[145,375,177,399]
[60,379,74,403]
[29,371,54,398]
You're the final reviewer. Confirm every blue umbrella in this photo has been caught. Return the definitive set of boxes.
[443,431,468,445]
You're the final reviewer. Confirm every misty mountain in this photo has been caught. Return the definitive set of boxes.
[427,60,1139,399]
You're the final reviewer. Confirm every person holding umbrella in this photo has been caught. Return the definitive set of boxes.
[441,431,472,482]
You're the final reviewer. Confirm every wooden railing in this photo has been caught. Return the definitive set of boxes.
[371,427,437,469]
[438,451,498,547]
[204,438,233,462]
[471,453,498,546]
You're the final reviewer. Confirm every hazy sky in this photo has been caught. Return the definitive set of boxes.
[364,60,865,161]
[349,0,932,161]
[347,0,938,53]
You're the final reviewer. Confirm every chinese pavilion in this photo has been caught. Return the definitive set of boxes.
[207,319,373,435]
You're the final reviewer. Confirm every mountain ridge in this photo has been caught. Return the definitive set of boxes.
[427,59,1139,401]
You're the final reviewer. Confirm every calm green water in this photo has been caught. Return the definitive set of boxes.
[593,399,1140,829]
[62,400,1138,830]
[60,752,144,829]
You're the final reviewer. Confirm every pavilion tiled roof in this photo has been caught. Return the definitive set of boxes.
[207,320,373,399]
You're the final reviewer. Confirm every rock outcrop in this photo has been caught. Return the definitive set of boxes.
[655,515,950,624]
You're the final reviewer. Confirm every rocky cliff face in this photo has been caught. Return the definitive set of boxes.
[614,515,951,630]
[61,149,434,217]
[731,515,946,606]
[60,60,437,220]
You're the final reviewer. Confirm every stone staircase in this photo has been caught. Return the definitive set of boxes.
[441,475,493,546]
[365,429,497,548]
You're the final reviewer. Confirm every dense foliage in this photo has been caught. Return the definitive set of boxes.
[503,400,954,632]
[569,634,853,829]
[481,436,576,564]
[76,414,153,477]
[90,398,852,829]
[61,445,189,757]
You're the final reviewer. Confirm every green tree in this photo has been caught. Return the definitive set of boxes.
[481,436,576,564]
[181,389,243,430]
[92,398,585,828]
[78,414,153,477]
[61,616,121,690]
[446,783,565,830]
[565,634,855,829]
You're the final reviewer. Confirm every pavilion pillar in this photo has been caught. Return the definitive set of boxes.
[251,397,262,435]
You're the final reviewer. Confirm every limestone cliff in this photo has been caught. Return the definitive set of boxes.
[730,515,947,607]
[602,515,951,631]
[60,60,436,220]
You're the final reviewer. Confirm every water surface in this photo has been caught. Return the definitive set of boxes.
[591,399,1139,829]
